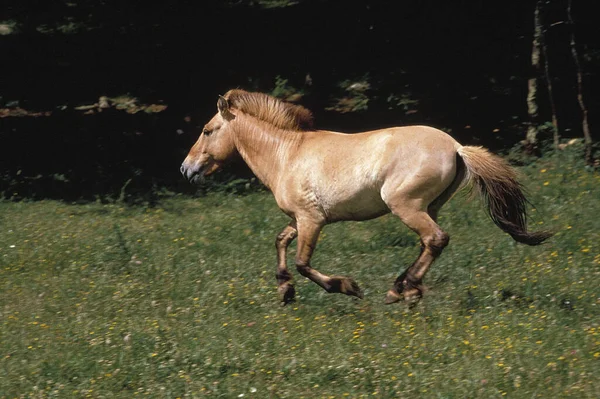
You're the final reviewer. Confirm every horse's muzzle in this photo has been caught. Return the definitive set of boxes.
[180,163,204,184]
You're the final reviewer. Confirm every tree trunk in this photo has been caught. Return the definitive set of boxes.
[567,0,594,166]
[541,31,560,150]
[525,0,543,155]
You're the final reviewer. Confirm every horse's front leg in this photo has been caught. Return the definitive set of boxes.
[295,219,364,299]
[275,221,298,305]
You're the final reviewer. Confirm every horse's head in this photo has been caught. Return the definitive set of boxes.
[181,96,237,184]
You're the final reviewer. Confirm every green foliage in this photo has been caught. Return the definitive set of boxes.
[326,76,372,113]
[386,92,419,112]
[246,0,300,9]
[223,0,300,8]
[1,155,599,397]
[36,20,91,35]
[506,137,591,167]
[269,76,303,100]
[0,20,18,35]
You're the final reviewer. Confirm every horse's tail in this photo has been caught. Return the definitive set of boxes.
[457,145,553,246]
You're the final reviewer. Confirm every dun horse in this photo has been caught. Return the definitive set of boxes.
[181,89,552,305]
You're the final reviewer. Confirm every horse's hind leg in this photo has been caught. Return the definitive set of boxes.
[294,219,363,299]
[275,221,298,304]
[384,201,449,304]
[383,155,463,303]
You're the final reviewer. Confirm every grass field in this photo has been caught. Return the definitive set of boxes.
[1,150,599,398]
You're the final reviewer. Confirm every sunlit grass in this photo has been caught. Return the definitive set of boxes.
[1,150,599,398]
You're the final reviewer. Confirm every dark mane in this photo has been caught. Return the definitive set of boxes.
[224,89,314,131]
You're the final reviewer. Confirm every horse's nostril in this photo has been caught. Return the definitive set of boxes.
[180,164,185,176]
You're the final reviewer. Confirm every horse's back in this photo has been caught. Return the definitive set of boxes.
[301,125,460,183]
[306,125,460,153]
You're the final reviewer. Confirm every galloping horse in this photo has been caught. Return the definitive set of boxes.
[181,89,552,305]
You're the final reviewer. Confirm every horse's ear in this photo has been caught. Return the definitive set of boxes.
[217,95,228,112]
[217,95,234,121]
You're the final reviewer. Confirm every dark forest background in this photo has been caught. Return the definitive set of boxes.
[1,0,597,202]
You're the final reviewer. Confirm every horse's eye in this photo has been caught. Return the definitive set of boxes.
[202,128,211,136]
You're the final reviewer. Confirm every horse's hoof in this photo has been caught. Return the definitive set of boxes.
[384,289,402,304]
[342,277,363,299]
[403,287,423,304]
[353,289,365,300]
[278,283,296,305]
[345,278,364,299]
[329,276,363,299]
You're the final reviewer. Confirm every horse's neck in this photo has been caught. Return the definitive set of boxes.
[232,117,300,190]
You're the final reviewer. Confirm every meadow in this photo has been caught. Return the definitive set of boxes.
[1,148,599,398]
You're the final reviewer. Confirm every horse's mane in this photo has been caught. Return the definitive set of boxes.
[224,89,314,131]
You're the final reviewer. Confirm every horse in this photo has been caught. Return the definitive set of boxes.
[181,89,552,305]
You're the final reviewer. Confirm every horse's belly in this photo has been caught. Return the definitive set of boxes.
[324,189,390,222]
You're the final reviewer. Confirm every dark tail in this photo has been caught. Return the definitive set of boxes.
[457,146,553,246]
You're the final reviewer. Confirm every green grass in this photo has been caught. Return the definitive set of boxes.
[1,151,599,398]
